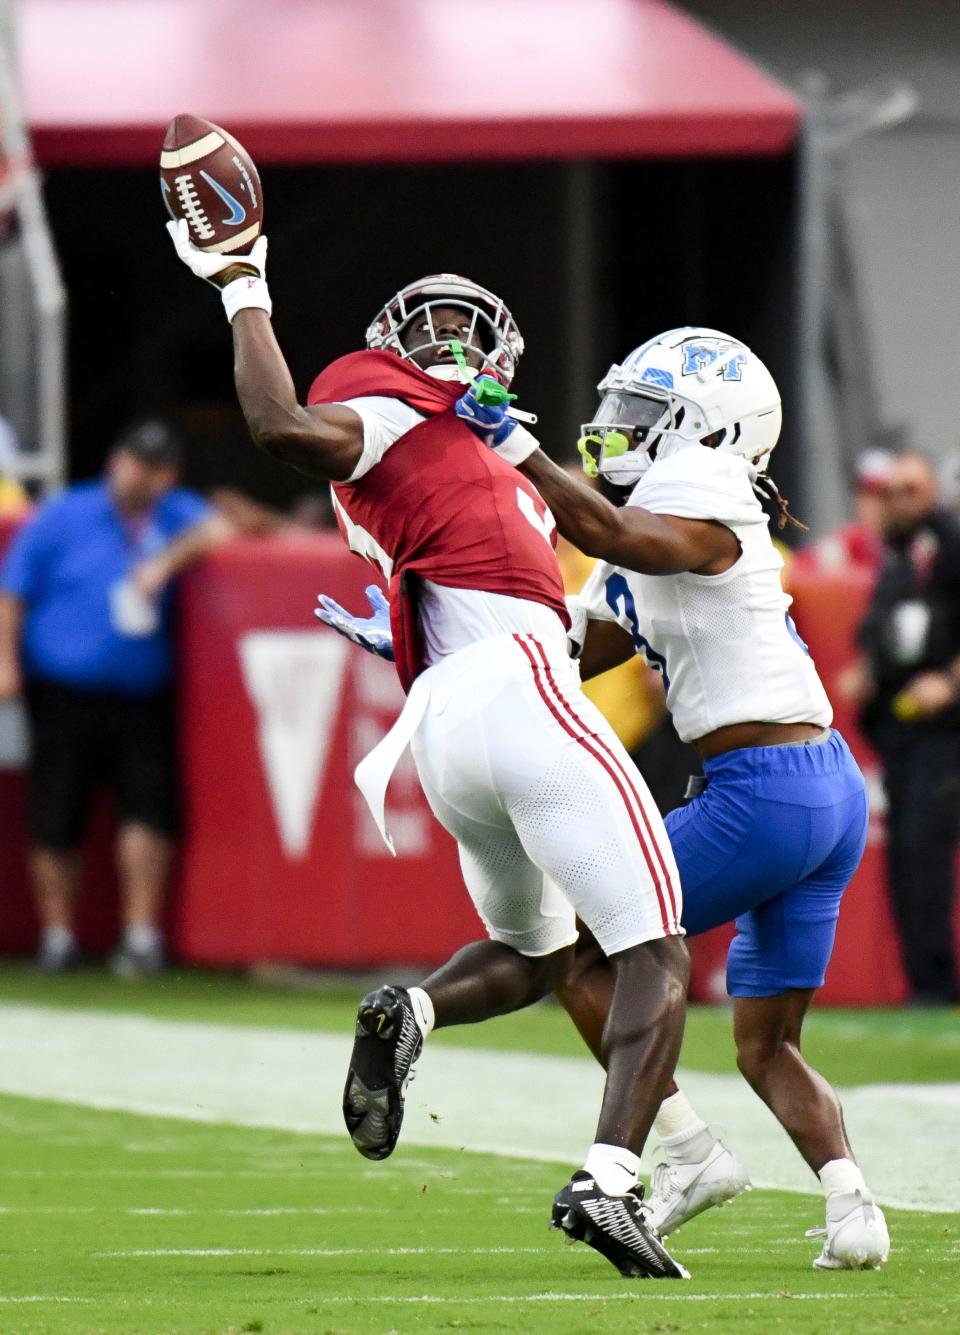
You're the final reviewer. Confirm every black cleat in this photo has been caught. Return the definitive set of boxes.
[342,985,423,1160]
[551,1172,690,1279]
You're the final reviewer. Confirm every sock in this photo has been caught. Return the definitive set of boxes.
[818,1158,866,1198]
[584,1142,641,1196]
[42,925,75,955]
[654,1091,716,1165]
[407,986,435,1040]
[124,923,162,954]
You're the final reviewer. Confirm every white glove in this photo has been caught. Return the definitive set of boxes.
[166,218,272,323]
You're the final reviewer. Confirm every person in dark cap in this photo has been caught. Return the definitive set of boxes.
[842,452,960,1005]
[794,449,894,576]
[0,420,227,976]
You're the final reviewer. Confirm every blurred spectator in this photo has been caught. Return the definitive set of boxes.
[794,448,894,575]
[0,421,229,977]
[0,128,16,243]
[938,440,960,515]
[0,412,29,516]
[209,487,290,538]
[842,452,960,1005]
[290,489,336,530]
[211,486,336,537]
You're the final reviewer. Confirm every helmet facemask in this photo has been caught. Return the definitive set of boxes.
[366,275,524,385]
[578,390,676,486]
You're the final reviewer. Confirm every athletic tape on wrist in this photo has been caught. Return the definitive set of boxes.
[222,275,273,323]
[495,430,540,467]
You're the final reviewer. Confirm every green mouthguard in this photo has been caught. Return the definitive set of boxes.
[448,339,470,376]
[577,435,601,477]
[577,430,630,478]
[448,341,516,406]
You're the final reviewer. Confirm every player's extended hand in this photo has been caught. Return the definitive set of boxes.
[454,377,519,449]
[315,584,394,661]
[131,554,171,602]
[166,217,268,289]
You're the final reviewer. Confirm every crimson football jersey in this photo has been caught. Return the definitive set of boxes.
[308,351,568,690]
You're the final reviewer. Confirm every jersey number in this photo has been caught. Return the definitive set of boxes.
[516,488,557,546]
[604,572,670,690]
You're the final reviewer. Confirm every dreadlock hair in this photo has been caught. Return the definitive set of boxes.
[752,472,808,533]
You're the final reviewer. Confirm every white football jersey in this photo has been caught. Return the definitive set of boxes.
[575,445,833,743]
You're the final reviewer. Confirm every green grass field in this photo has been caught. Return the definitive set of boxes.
[0,965,957,1335]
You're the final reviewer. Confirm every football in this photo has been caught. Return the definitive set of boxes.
[160,114,263,255]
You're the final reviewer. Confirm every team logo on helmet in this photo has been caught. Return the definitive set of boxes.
[682,343,746,382]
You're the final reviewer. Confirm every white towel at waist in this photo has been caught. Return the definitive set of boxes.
[353,629,571,855]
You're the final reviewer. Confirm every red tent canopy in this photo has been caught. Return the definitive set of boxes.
[22,0,801,166]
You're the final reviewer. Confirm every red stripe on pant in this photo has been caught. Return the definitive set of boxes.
[526,634,682,933]
[512,633,675,937]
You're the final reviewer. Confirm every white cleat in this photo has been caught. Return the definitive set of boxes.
[807,1189,890,1271]
[646,1140,752,1239]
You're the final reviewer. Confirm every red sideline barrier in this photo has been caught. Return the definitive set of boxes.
[689,565,960,1005]
[174,536,472,968]
[790,567,914,1003]
[2,512,957,1003]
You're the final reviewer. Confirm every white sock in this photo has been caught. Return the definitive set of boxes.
[407,986,435,1040]
[818,1158,866,1198]
[654,1091,716,1165]
[42,925,75,955]
[584,1142,641,1196]
[124,923,162,953]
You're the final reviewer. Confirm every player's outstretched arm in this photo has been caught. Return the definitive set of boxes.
[519,451,737,576]
[230,310,364,482]
[167,219,364,483]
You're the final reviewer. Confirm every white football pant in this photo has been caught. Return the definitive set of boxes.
[410,632,683,957]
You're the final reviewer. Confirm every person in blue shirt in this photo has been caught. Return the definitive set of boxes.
[0,421,224,976]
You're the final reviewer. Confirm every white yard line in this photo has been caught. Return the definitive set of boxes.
[0,1002,956,1213]
[0,1297,92,1305]
[280,1292,885,1304]
[0,1292,882,1306]
[97,1245,554,1258]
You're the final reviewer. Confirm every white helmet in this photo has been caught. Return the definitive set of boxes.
[578,327,782,487]
[365,273,524,385]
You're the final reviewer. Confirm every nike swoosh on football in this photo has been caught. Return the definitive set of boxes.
[199,170,247,226]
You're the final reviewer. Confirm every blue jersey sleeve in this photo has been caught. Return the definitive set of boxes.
[0,500,65,601]
[157,489,211,541]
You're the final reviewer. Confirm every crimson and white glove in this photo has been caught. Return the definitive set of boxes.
[166,217,272,323]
